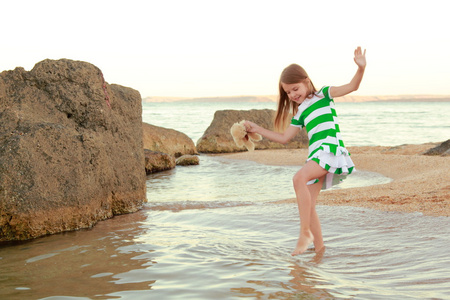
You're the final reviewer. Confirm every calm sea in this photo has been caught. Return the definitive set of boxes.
[1,101,449,300]
[142,100,450,146]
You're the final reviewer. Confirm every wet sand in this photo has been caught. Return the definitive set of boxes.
[219,143,450,217]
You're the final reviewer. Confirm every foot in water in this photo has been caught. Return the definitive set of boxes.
[291,231,314,256]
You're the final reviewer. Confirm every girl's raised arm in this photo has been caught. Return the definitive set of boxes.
[330,47,367,98]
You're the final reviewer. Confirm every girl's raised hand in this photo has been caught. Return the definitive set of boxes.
[354,46,366,69]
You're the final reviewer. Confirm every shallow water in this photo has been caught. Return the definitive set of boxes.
[1,204,449,299]
[1,101,449,299]
[146,156,391,209]
[1,156,449,299]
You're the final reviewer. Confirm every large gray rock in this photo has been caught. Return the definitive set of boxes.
[196,109,308,153]
[0,59,146,241]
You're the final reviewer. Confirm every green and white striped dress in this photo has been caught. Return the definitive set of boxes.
[290,86,355,189]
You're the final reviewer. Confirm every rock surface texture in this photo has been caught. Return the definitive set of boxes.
[144,150,176,174]
[0,59,146,241]
[423,139,450,156]
[142,122,198,157]
[176,155,200,166]
[142,122,198,174]
[196,109,309,153]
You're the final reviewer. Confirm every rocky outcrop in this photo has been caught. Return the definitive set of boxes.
[196,109,308,153]
[144,150,176,174]
[143,122,198,157]
[423,139,450,156]
[0,59,146,241]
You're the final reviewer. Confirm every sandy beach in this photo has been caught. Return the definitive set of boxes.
[219,143,450,217]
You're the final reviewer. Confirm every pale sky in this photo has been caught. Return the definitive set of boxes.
[2,0,450,98]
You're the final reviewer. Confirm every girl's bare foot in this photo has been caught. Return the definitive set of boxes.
[311,246,325,264]
[314,244,325,253]
[291,231,314,256]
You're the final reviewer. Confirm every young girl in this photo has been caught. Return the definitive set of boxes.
[245,47,366,256]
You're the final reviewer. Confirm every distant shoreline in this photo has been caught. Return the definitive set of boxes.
[142,95,450,103]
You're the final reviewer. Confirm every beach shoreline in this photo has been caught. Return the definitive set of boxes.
[217,143,450,217]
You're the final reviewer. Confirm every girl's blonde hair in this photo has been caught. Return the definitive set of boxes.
[274,64,317,131]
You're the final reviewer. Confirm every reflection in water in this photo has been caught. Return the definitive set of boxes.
[0,211,153,299]
[1,204,449,299]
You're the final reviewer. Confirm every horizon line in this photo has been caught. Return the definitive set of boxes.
[142,94,450,103]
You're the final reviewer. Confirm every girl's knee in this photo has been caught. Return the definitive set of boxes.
[293,171,308,186]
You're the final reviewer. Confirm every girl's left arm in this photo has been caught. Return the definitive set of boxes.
[330,47,367,98]
[244,121,299,144]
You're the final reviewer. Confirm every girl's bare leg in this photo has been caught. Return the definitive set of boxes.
[291,161,328,256]
[308,175,325,252]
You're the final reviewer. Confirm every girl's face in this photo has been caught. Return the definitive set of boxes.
[281,80,311,104]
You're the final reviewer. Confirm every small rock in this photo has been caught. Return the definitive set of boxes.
[176,155,200,166]
[144,149,176,174]
[423,139,450,156]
